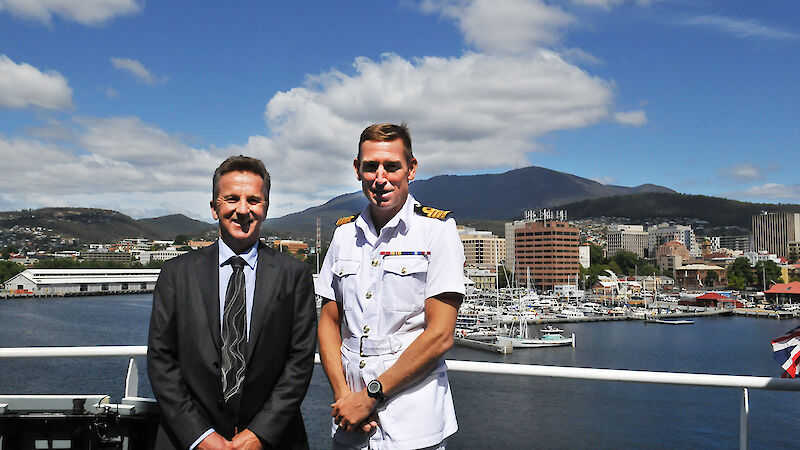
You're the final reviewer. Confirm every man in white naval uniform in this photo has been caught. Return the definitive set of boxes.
[317,123,465,449]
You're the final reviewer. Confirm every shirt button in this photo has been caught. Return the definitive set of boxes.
[401,267,408,274]
[359,360,366,369]
[365,291,372,299]
[371,259,379,267]
[338,270,344,276]
[363,325,370,333]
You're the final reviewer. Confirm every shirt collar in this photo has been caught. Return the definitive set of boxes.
[218,238,259,268]
[356,194,416,239]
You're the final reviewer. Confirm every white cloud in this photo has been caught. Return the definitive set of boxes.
[0,0,141,25]
[717,163,767,182]
[614,110,647,126]
[0,49,616,219]
[571,0,655,9]
[421,0,575,54]
[0,54,72,110]
[111,57,164,85]
[726,183,800,202]
[264,51,613,182]
[677,15,799,41]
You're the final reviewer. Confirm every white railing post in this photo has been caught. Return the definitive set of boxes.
[740,387,749,450]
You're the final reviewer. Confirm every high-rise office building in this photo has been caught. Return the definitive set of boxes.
[752,212,800,259]
[514,217,580,292]
[648,223,698,257]
[458,226,505,269]
[606,224,648,258]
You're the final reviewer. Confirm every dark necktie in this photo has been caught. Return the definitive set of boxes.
[221,256,247,404]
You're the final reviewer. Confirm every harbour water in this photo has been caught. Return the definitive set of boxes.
[1,294,799,449]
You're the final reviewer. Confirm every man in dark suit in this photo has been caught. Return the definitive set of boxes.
[148,155,317,449]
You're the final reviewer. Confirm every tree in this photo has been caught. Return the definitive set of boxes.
[754,260,782,290]
[2,245,18,259]
[0,260,24,283]
[589,244,607,266]
[789,249,799,264]
[173,234,190,245]
[727,257,753,289]
[704,271,720,287]
[610,251,638,276]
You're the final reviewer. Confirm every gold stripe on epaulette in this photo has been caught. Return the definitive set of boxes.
[414,204,451,220]
[336,214,359,226]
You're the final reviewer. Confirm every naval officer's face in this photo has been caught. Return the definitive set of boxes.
[355,138,417,219]
[211,170,268,253]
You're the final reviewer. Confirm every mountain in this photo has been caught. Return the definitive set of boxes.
[137,214,217,239]
[556,193,800,231]
[265,166,675,237]
[0,208,215,242]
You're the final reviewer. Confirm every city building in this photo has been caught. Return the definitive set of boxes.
[514,211,579,292]
[188,240,215,249]
[674,263,727,289]
[579,245,590,269]
[655,241,690,274]
[458,226,505,269]
[273,240,309,253]
[764,281,800,306]
[504,219,528,274]
[136,250,188,264]
[743,250,781,266]
[752,212,800,259]
[709,235,752,253]
[606,225,648,258]
[648,223,698,257]
[81,250,134,264]
[3,269,160,295]
[464,267,497,291]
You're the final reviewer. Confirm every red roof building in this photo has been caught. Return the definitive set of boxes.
[765,281,800,305]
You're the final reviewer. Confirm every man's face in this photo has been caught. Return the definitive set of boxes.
[211,170,268,253]
[354,139,417,219]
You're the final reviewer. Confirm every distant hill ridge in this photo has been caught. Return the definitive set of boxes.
[0,208,215,242]
[265,165,675,237]
[556,193,800,230]
[4,166,799,243]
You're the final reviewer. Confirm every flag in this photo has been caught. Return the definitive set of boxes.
[771,324,800,378]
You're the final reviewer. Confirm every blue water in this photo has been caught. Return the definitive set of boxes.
[1,294,798,449]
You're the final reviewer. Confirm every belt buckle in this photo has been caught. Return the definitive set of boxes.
[360,335,368,357]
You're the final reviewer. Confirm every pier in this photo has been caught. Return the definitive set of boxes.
[733,308,796,319]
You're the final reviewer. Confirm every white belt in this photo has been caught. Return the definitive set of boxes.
[342,329,423,357]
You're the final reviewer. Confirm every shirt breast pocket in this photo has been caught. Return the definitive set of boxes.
[332,259,360,311]
[381,256,428,312]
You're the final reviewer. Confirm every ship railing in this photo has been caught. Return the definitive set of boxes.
[2,346,799,450]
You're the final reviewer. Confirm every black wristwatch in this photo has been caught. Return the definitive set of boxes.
[366,379,387,402]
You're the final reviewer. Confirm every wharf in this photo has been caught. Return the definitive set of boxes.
[0,290,152,299]
[733,308,797,319]
[534,309,731,324]
[454,337,512,354]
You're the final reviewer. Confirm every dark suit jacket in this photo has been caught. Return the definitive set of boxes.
[147,241,317,449]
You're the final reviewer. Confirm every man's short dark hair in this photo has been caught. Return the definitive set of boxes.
[212,155,271,201]
[357,123,414,165]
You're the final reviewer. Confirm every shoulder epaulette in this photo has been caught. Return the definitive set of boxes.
[336,213,359,226]
[414,204,452,220]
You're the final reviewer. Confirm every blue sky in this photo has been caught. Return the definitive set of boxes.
[0,0,797,221]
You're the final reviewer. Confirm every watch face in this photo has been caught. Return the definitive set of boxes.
[368,380,380,394]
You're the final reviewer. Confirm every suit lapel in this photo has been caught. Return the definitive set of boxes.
[200,242,222,356]
[247,243,280,364]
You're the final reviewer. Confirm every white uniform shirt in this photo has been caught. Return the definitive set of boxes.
[317,194,466,449]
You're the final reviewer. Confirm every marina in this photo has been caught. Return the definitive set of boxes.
[2,294,799,448]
